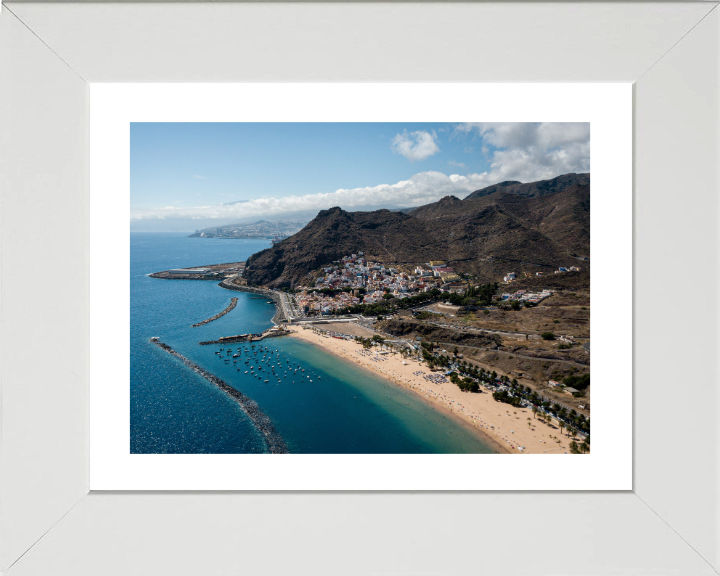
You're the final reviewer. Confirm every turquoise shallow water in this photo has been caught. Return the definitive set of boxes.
[131,232,492,454]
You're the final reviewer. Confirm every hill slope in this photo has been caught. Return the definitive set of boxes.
[244,176,590,288]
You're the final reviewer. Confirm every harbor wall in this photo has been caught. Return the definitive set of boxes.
[150,339,288,454]
[192,298,238,327]
[199,328,290,346]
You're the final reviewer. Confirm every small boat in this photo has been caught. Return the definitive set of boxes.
[245,371,248,374]
[264,380,269,383]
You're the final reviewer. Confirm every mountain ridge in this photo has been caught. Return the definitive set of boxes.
[243,174,590,288]
[462,172,589,201]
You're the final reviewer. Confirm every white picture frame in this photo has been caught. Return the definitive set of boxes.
[90,83,631,491]
[1,2,718,575]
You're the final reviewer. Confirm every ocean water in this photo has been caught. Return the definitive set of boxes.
[131,232,492,454]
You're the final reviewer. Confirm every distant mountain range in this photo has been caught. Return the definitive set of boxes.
[192,219,309,239]
[243,173,590,288]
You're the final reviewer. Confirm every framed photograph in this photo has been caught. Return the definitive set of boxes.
[2,2,718,575]
[90,83,630,491]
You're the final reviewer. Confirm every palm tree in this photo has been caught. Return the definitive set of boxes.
[558,420,565,436]
[580,441,589,454]
[532,406,538,419]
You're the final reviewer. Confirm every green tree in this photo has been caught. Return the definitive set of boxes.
[541,332,556,340]
[564,373,590,390]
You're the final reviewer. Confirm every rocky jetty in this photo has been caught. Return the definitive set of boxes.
[191,298,238,327]
[219,279,286,323]
[151,339,289,454]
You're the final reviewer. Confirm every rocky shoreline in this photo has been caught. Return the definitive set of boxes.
[150,339,289,454]
[191,298,238,327]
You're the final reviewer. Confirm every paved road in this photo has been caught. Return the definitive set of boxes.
[277,292,303,322]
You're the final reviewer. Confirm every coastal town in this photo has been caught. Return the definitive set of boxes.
[189,218,308,243]
[286,252,566,317]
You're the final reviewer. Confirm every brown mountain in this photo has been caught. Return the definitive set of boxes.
[243,175,590,288]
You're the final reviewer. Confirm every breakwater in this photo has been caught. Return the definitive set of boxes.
[150,339,289,454]
[199,327,289,346]
[219,279,287,323]
[192,297,238,327]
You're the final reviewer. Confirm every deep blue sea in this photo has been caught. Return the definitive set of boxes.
[131,232,492,454]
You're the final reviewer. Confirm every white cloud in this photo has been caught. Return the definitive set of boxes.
[132,171,491,222]
[391,130,440,161]
[448,160,466,168]
[193,174,207,179]
[455,122,590,182]
[132,122,590,223]
[131,160,577,223]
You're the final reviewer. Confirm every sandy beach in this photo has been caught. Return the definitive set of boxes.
[286,325,576,454]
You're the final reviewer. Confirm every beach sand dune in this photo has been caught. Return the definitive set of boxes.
[287,325,575,455]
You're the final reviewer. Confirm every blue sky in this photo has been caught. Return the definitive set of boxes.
[130,122,590,230]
